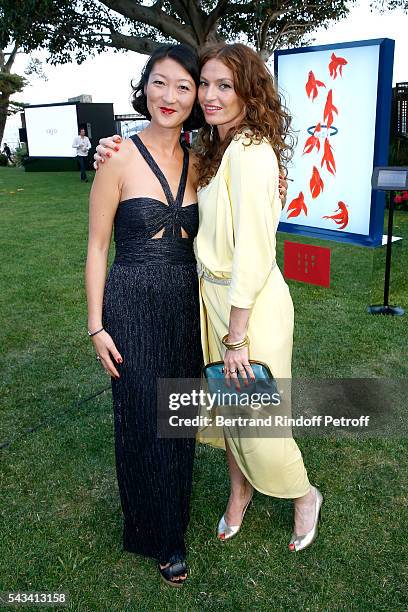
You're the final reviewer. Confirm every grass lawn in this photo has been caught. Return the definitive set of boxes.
[0,167,407,611]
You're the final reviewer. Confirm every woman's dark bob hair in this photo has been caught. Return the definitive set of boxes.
[131,43,205,132]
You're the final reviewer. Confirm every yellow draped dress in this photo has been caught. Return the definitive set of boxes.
[195,133,311,498]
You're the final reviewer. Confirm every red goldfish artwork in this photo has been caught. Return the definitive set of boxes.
[303,123,322,154]
[329,53,348,79]
[310,166,324,199]
[305,71,326,101]
[323,90,338,129]
[287,192,308,218]
[323,201,349,230]
[321,137,336,175]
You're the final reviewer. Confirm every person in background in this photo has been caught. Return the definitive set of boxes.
[72,127,91,182]
[2,143,13,165]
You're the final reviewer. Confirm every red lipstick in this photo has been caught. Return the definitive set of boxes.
[160,107,176,115]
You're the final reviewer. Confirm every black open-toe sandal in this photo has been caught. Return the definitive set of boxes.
[158,554,188,587]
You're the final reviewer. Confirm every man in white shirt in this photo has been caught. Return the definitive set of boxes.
[72,127,91,182]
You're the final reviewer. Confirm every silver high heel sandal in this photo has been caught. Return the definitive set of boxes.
[289,486,323,552]
[217,491,253,541]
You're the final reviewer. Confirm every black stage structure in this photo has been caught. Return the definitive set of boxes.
[21,101,115,172]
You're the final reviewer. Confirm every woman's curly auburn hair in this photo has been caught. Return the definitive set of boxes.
[195,43,295,189]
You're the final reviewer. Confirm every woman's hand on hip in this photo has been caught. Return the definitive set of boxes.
[224,346,255,391]
[93,135,122,170]
[92,330,123,379]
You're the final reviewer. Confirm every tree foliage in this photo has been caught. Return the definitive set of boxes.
[11,1,355,65]
[0,1,67,141]
[371,0,408,11]
[2,0,405,143]
[0,1,76,52]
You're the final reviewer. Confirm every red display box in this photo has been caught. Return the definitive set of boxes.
[283,241,331,288]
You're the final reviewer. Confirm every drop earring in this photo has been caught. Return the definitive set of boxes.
[210,125,214,142]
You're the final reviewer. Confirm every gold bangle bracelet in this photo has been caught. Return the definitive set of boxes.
[224,341,249,351]
[222,334,249,350]
[222,333,249,347]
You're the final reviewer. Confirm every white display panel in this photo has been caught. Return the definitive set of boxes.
[278,43,381,237]
[25,105,78,157]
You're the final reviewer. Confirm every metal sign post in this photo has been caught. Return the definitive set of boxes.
[369,166,407,315]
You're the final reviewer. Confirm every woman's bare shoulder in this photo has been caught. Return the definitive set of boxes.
[104,137,137,169]
[120,137,138,156]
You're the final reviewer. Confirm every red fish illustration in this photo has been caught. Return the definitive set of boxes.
[320,137,336,175]
[303,123,322,155]
[323,90,338,129]
[287,192,307,218]
[305,71,326,101]
[323,201,349,230]
[310,166,324,199]
[329,53,348,79]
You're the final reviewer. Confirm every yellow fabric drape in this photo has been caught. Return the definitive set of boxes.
[195,134,310,498]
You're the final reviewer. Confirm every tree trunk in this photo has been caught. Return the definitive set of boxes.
[0,43,19,145]
[0,93,10,145]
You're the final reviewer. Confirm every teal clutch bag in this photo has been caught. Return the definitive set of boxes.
[202,360,279,404]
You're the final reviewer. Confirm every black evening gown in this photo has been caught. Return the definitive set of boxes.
[102,134,202,564]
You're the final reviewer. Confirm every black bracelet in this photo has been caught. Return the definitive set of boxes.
[88,326,104,337]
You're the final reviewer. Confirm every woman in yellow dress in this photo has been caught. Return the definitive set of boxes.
[195,43,322,552]
[93,42,323,552]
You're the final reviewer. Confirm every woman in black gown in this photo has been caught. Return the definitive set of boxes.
[85,44,204,586]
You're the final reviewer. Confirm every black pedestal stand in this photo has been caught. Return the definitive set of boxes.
[368,191,405,316]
